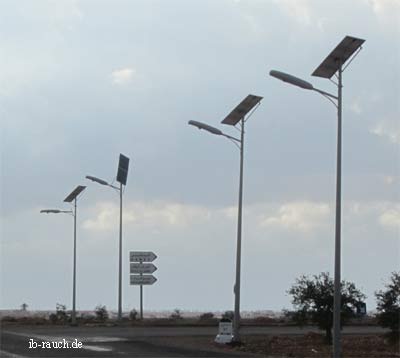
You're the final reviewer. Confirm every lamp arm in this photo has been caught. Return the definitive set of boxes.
[108,184,121,191]
[228,137,241,150]
[221,133,241,150]
[313,87,338,100]
[222,133,241,143]
[312,87,338,108]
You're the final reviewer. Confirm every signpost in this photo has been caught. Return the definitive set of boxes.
[130,251,157,262]
[130,263,157,274]
[130,275,157,285]
[129,251,157,319]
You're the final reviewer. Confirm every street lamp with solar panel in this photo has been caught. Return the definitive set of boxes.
[40,185,86,325]
[86,153,130,321]
[189,94,263,343]
[269,35,365,358]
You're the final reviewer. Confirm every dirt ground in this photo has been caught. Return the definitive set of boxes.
[232,332,400,357]
[149,333,400,358]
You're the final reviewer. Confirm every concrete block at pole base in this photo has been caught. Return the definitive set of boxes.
[215,319,233,344]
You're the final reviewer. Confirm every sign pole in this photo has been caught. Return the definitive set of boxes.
[129,250,157,319]
[140,284,143,320]
[140,259,143,320]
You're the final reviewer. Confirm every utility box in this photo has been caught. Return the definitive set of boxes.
[356,302,367,316]
[214,319,233,344]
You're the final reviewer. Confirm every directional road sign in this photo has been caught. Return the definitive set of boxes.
[130,274,157,285]
[130,263,157,274]
[130,251,157,262]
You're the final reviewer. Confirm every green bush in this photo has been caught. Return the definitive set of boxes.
[375,272,400,334]
[199,312,214,320]
[129,309,138,321]
[222,310,234,320]
[49,303,69,324]
[170,309,183,320]
[288,272,366,343]
[94,305,109,321]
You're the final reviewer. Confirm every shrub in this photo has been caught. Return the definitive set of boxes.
[129,309,138,321]
[48,303,69,324]
[222,310,234,321]
[79,313,96,323]
[94,305,109,322]
[375,272,400,334]
[170,309,183,320]
[199,312,214,320]
[56,303,68,323]
[288,272,366,343]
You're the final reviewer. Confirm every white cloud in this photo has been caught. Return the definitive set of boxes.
[369,119,400,144]
[83,199,400,235]
[243,14,264,35]
[365,0,400,24]
[367,0,400,16]
[220,206,237,220]
[83,202,134,231]
[379,206,400,230]
[383,176,396,185]
[259,201,330,232]
[346,201,400,231]
[350,97,363,115]
[272,0,313,26]
[111,67,136,85]
[83,201,211,232]
[49,0,84,22]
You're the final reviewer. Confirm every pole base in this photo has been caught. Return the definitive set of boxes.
[215,334,234,344]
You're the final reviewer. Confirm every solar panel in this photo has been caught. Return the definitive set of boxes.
[221,94,263,126]
[64,185,86,203]
[312,36,365,79]
[116,153,130,185]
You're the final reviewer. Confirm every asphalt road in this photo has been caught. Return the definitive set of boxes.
[0,325,388,358]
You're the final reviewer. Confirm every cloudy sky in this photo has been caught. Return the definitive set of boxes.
[1,0,399,314]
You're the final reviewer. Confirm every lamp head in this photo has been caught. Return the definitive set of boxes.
[270,70,314,90]
[86,175,109,186]
[188,120,223,136]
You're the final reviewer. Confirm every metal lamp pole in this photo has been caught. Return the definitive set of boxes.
[233,117,244,341]
[72,198,77,325]
[41,185,86,326]
[269,36,364,358]
[188,94,262,343]
[86,154,129,321]
[332,63,343,357]
[86,176,123,319]
[118,181,123,321]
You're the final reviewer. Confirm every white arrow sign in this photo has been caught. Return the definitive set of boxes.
[130,251,157,262]
[130,263,157,274]
[130,274,157,285]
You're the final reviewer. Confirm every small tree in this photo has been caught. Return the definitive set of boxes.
[129,309,138,321]
[20,303,28,311]
[49,303,68,323]
[288,272,366,343]
[94,305,109,321]
[199,312,214,320]
[375,272,400,334]
[221,310,234,321]
[56,303,68,322]
[170,308,183,320]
